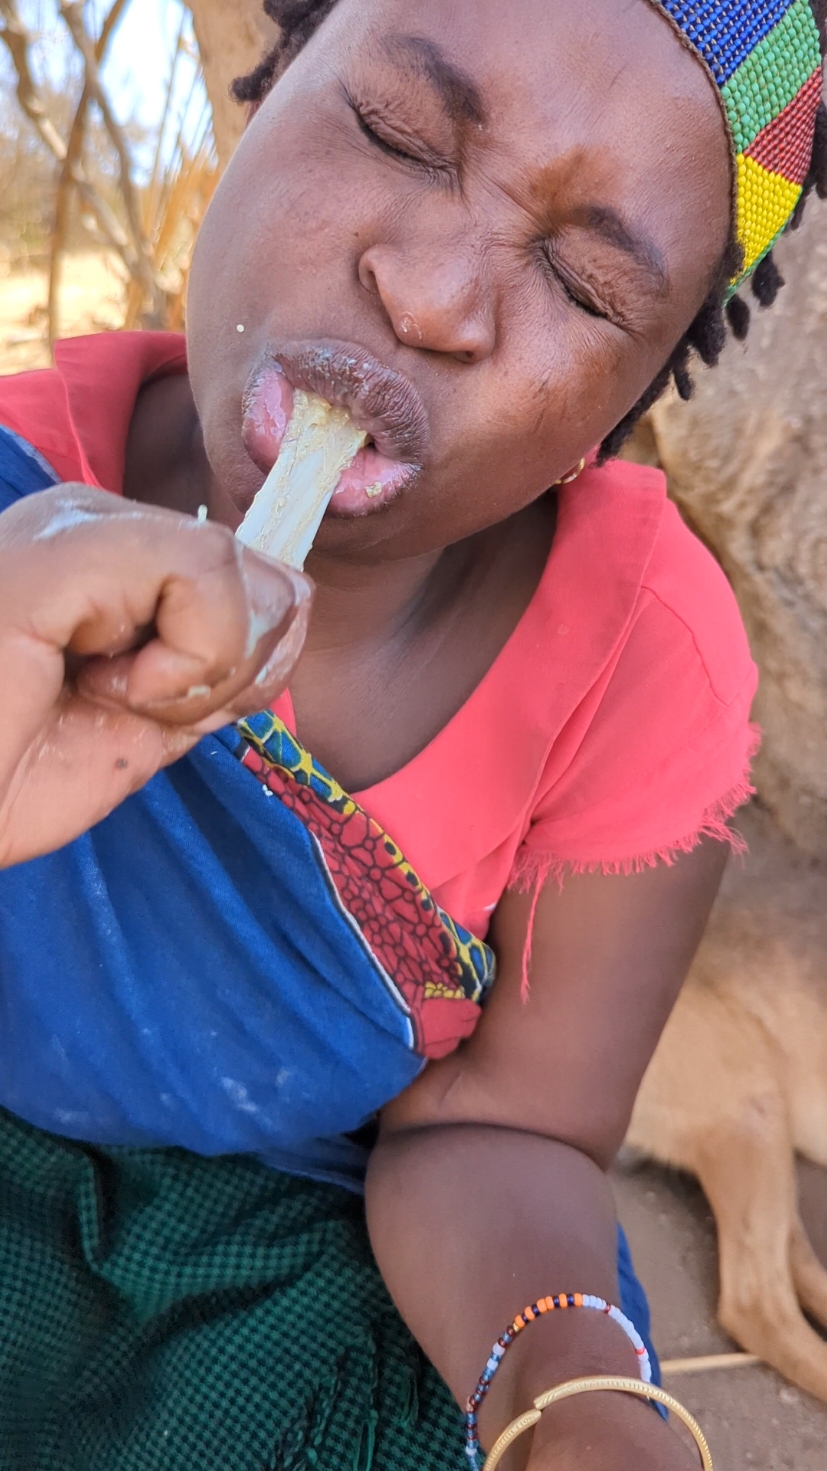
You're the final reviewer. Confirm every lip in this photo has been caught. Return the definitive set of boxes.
[241,339,430,518]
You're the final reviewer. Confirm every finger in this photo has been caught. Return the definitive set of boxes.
[130,542,308,706]
[0,487,169,654]
[0,488,304,689]
[206,569,312,720]
[79,550,311,723]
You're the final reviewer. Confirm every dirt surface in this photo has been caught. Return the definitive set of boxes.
[614,1159,827,1469]
[0,251,126,375]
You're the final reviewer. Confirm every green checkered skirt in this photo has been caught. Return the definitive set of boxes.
[0,1107,465,1470]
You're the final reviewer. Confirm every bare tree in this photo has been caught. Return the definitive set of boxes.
[1,0,144,276]
[47,0,130,343]
[187,0,277,167]
[1,0,219,344]
[0,0,169,324]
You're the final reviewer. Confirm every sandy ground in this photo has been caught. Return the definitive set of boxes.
[0,250,126,375]
[2,250,827,1468]
[615,1159,827,1468]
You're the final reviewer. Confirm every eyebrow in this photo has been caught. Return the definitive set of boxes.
[382,34,487,128]
[577,204,669,292]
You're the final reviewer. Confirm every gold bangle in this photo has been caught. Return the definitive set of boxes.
[482,1375,713,1471]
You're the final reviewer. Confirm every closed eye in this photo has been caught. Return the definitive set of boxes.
[540,244,615,324]
[354,105,422,165]
[344,89,452,179]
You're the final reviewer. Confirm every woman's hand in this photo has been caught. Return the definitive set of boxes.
[0,483,310,867]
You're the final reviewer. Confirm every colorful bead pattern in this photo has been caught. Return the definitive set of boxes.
[464,1293,653,1468]
[650,0,823,292]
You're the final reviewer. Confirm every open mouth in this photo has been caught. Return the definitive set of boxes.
[328,436,410,515]
[241,339,428,518]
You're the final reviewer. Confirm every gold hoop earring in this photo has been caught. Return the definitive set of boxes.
[554,457,586,486]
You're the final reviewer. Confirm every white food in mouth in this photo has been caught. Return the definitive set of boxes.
[235,390,367,569]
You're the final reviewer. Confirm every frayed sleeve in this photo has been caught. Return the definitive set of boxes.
[512,507,759,891]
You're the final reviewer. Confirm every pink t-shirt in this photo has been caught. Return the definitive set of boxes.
[0,332,758,939]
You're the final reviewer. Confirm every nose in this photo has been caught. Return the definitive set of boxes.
[358,241,495,364]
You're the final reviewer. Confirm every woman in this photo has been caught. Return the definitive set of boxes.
[0,1,823,1467]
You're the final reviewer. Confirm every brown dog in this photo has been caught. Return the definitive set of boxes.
[626,800,827,1399]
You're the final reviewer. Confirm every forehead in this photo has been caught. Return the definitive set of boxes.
[332,0,730,265]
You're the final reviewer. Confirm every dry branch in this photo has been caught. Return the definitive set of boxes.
[49,1,131,345]
[3,0,219,345]
[57,0,167,322]
[0,0,139,276]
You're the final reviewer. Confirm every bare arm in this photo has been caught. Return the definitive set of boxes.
[367,841,728,1469]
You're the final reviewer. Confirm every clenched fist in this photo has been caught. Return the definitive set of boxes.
[0,485,310,867]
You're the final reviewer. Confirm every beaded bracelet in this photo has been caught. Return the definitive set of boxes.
[464,1293,652,1468]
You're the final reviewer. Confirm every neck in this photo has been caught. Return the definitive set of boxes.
[302,543,455,657]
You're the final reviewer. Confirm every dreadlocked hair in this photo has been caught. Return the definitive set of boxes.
[234,0,827,462]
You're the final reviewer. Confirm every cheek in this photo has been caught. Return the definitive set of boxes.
[186,121,357,427]
[441,308,639,493]
[195,95,398,299]
[428,320,661,536]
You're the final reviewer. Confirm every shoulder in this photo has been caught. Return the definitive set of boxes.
[0,364,74,481]
[0,331,187,489]
[584,467,757,768]
[535,456,753,716]
[516,464,758,880]
[637,495,753,707]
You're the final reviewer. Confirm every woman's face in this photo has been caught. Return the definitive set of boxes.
[187,0,731,562]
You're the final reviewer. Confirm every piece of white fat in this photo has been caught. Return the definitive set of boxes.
[236,389,367,569]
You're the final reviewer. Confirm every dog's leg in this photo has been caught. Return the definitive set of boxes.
[790,1217,827,1332]
[696,1095,827,1401]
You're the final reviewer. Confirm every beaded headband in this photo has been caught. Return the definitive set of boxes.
[650,0,823,294]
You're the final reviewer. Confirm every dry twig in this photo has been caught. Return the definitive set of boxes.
[661,1353,763,1376]
[2,0,218,346]
[57,0,167,321]
[0,0,138,275]
[49,0,131,346]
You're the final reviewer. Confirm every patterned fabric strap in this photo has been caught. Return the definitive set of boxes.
[464,1293,653,1468]
[651,0,823,292]
[236,710,496,1059]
